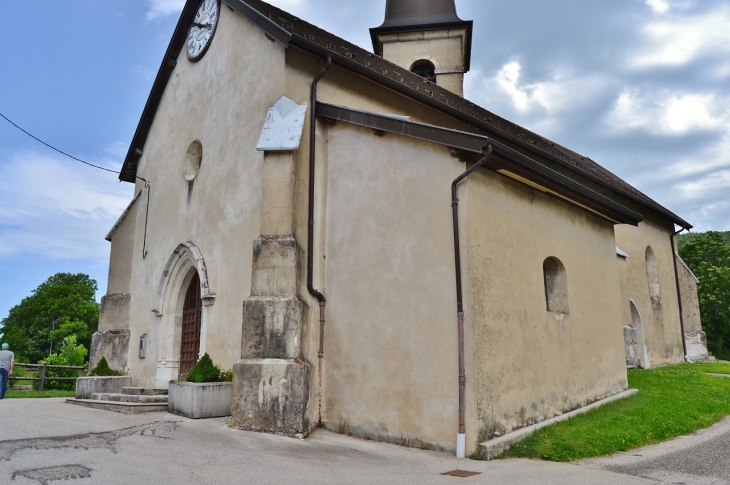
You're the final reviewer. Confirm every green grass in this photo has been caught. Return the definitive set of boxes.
[502,362,730,462]
[4,389,76,399]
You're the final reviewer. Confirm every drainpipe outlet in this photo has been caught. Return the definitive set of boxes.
[456,433,466,459]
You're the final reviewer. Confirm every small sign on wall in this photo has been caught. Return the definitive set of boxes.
[139,334,147,359]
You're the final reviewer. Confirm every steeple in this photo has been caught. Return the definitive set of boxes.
[370,0,473,96]
[379,0,465,29]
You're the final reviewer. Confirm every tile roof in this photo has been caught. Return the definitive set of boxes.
[238,0,690,228]
[121,0,691,229]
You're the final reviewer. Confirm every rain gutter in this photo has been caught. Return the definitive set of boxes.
[670,227,689,359]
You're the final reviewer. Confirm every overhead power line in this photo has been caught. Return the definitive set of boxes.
[0,111,121,175]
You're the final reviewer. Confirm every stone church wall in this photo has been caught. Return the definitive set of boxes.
[614,216,685,367]
[466,168,628,445]
[118,6,287,387]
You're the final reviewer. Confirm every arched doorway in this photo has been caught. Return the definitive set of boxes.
[627,300,650,368]
[152,242,215,386]
[180,272,202,377]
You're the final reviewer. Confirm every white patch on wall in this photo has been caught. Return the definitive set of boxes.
[256,97,308,152]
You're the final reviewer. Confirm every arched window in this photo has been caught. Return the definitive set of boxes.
[543,257,569,314]
[410,59,436,82]
[645,246,661,304]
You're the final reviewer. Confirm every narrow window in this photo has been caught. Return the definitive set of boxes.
[645,246,661,305]
[543,257,569,314]
[410,60,436,82]
[139,334,147,359]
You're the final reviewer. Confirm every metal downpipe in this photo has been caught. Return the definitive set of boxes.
[670,227,689,360]
[451,144,492,458]
[308,56,332,427]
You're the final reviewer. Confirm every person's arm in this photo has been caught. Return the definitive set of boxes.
[9,356,13,376]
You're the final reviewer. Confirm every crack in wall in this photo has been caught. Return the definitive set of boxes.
[0,421,180,462]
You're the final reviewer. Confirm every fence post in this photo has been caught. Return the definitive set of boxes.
[38,364,47,392]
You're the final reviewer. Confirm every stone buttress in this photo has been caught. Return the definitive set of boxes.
[231,145,312,437]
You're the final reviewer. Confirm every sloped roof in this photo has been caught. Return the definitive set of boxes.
[120,0,691,229]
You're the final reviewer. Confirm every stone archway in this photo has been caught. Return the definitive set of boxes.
[624,300,650,369]
[152,242,216,386]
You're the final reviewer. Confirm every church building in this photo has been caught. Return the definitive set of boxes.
[87,0,709,458]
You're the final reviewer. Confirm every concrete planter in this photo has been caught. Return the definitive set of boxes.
[76,376,131,399]
[168,381,232,419]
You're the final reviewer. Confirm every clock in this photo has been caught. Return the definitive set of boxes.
[187,0,220,62]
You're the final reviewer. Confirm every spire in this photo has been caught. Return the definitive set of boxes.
[369,0,473,95]
[378,0,465,29]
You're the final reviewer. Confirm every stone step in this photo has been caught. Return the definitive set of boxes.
[66,399,168,415]
[122,387,168,396]
[91,392,168,404]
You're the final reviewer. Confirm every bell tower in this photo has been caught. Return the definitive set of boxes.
[370,0,473,97]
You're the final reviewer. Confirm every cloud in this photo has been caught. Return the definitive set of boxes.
[104,141,130,158]
[631,5,730,70]
[144,0,308,21]
[605,89,728,136]
[145,0,185,21]
[0,152,133,261]
[468,62,610,115]
[677,170,730,198]
[646,0,670,14]
[268,0,308,9]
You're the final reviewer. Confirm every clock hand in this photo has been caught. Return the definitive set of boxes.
[192,22,211,28]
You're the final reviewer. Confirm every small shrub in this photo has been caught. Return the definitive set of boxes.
[469,451,485,461]
[187,353,221,383]
[220,369,233,382]
[89,357,115,376]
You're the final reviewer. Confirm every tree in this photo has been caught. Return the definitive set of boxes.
[679,232,730,359]
[34,335,88,391]
[0,273,99,363]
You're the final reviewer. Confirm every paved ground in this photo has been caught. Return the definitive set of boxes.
[4,399,730,484]
[583,415,730,485]
[0,398,656,485]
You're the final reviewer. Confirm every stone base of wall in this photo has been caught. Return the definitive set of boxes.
[168,381,232,419]
[76,376,132,400]
[90,330,130,371]
[230,358,311,437]
[686,330,710,360]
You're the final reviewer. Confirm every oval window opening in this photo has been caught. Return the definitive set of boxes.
[183,141,203,182]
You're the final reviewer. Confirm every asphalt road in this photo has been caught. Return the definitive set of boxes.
[0,398,655,485]
[583,415,730,485]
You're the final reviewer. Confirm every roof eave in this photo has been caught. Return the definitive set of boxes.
[119,0,199,183]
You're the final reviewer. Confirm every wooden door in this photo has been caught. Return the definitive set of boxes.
[180,273,202,377]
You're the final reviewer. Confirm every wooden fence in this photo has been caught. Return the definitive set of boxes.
[9,363,88,392]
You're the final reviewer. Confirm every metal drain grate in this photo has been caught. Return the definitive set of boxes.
[441,470,482,478]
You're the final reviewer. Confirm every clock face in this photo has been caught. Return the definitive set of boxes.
[187,0,220,62]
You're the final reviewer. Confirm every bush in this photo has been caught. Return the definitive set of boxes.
[33,335,87,391]
[186,353,221,383]
[89,357,115,376]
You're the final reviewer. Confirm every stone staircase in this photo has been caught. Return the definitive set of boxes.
[67,387,169,414]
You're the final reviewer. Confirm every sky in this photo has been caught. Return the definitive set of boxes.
[0,0,728,321]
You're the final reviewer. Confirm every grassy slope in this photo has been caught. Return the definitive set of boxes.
[502,363,730,462]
